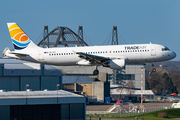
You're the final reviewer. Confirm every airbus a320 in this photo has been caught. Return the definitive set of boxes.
[3,23,176,75]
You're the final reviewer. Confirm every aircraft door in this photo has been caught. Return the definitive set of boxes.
[151,45,156,56]
[38,51,44,61]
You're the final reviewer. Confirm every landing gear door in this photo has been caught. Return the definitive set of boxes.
[151,45,156,56]
[38,51,44,61]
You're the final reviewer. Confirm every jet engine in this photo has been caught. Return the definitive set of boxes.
[108,59,125,69]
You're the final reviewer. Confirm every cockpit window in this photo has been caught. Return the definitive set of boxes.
[162,46,170,51]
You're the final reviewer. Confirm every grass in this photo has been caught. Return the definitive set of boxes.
[87,108,180,120]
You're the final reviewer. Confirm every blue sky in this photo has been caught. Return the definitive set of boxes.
[0,0,180,60]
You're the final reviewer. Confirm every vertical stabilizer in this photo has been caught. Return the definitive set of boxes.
[7,22,38,50]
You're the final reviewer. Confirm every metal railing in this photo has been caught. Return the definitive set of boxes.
[86,104,172,117]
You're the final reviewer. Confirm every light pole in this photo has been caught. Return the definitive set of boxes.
[26,84,29,104]
[84,84,88,96]
[57,84,60,103]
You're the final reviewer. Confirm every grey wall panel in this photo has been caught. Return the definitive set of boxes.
[0,106,10,120]
[41,76,61,90]
[0,77,19,91]
[0,99,26,105]
[0,67,3,76]
[4,69,41,76]
[58,97,86,104]
[92,82,104,102]
[28,98,57,104]
[20,76,40,91]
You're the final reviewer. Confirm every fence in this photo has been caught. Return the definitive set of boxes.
[86,104,172,117]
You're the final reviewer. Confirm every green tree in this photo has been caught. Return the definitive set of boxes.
[145,80,150,90]
[162,73,178,94]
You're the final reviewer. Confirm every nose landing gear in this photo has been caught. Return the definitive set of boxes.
[152,68,156,72]
[152,63,156,72]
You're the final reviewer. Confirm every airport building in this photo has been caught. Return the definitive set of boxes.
[0,59,62,91]
[62,74,110,103]
[0,58,86,120]
[57,63,146,90]
[0,90,85,120]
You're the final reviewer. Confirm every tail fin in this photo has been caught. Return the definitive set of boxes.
[7,23,36,50]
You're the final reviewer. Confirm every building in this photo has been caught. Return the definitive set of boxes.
[0,90,86,120]
[110,89,154,101]
[62,74,110,103]
[0,58,86,120]
[57,63,146,90]
[0,59,62,91]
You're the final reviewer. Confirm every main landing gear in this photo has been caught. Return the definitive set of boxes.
[93,65,99,75]
[93,69,99,75]
[152,62,156,72]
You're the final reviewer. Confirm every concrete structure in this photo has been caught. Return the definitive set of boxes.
[62,73,110,103]
[0,90,86,120]
[111,89,154,101]
[57,64,145,90]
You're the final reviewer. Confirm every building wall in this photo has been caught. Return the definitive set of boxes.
[92,81,104,102]
[104,82,110,97]
[0,76,62,91]
[58,64,145,90]
[78,83,92,96]
[0,103,85,120]
[63,83,75,90]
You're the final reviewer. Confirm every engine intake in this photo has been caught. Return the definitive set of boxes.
[109,59,125,69]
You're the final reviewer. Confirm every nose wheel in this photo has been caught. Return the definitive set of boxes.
[152,62,156,72]
[93,69,99,75]
[152,68,156,72]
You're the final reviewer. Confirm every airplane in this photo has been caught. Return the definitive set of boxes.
[3,23,176,75]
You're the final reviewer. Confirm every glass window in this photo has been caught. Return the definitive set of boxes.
[162,46,170,51]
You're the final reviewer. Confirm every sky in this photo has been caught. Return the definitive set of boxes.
[0,0,180,60]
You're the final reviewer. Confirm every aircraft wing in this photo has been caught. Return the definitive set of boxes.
[75,51,110,66]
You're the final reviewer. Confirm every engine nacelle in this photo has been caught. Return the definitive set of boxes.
[109,59,125,70]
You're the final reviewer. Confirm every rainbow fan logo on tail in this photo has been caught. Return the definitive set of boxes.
[7,23,31,50]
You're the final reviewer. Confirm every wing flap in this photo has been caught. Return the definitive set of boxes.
[74,51,110,66]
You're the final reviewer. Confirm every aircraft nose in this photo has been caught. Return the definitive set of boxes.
[171,51,176,59]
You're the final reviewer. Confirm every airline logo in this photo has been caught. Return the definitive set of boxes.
[7,23,31,50]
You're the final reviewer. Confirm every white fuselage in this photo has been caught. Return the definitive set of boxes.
[6,43,176,67]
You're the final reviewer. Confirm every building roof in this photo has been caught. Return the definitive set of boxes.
[0,90,85,105]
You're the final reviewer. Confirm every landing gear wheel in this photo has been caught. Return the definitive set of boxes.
[152,68,156,72]
[93,69,99,75]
